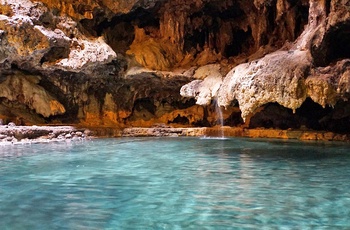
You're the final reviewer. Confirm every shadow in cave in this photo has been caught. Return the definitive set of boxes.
[249,103,301,130]
[312,21,350,66]
[296,98,333,130]
[296,98,350,134]
[248,98,350,134]
[80,6,161,53]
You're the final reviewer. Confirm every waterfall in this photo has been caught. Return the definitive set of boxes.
[213,98,225,138]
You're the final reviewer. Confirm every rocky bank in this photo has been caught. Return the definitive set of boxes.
[0,123,92,145]
[0,0,350,139]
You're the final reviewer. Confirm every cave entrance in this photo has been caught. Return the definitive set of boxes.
[312,21,350,66]
[296,98,333,130]
[169,114,189,125]
[249,103,300,130]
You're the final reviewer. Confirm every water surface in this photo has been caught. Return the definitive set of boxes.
[1,137,350,229]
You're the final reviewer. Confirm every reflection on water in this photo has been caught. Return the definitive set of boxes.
[1,137,350,229]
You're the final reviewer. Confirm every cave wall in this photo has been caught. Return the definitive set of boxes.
[0,0,350,133]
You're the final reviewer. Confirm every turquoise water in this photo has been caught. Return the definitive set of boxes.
[1,138,350,229]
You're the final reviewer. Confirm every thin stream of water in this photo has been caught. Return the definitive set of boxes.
[213,98,225,138]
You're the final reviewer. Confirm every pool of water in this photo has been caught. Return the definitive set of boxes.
[1,137,350,229]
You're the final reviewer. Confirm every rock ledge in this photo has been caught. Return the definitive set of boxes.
[0,125,93,145]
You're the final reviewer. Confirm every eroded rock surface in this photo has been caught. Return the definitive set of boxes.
[0,0,350,136]
[181,0,350,132]
[0,124,92,145]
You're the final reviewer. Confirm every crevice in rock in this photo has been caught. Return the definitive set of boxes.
[325,0,331,17]
[40,47,69,64]
[134,98,156,115]
[312,21,350,66]
[170,98,196,110]
[224,27,253,57]
[182,0,258,58]
[37,75,80,123]
[293,1,310,38]
[169,115,189,125]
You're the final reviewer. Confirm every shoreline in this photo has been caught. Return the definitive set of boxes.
[121,126,350,142]
[1,124,349,145]
[0,125,93,145]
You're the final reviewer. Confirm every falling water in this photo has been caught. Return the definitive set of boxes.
[213,98,225,138]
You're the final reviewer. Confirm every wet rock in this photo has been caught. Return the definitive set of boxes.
[0,125,92,145]
[8,122,16,127]
[75,131,83,137]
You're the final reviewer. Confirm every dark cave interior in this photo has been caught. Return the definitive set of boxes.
[246,98,350,133]
[312,21,350,67]
[77,0,309,62]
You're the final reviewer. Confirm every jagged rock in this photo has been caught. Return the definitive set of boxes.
[0,0,350,136]
[180,64,224,105]
[182,0,350,127]
[0,73,65,117]
[218,49,311,121]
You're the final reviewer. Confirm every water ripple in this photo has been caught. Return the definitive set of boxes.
[1,138,350,229]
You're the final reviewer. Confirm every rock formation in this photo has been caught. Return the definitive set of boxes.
[0,0,350,135]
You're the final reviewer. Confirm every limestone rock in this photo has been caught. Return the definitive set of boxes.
[180,64,224,106]
[306,60,350,108]
[181,0,350,126]
[55,36,116,70]
[0,73,65,117]
[1,0,350,135]
[218,50,311,121]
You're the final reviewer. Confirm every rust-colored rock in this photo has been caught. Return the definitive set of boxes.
[0,0,350,139]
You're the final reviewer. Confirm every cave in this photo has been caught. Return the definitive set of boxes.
[224,111,244,127]
[169,115,189,125]
[183,0,251,58]
[102,22,135,54]
[135,99,155,115]
[249,103,300,130]
[3,0,350,140]
[296,98,333,130]
[80,6,161,53]
[320,100,350,134]
[312,21,350,66]
[248,99,348,132]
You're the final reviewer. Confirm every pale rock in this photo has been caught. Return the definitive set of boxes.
[180,64,223,105]
[0,74,66,117]
[218,50,311,121]
[56,37,117,70]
